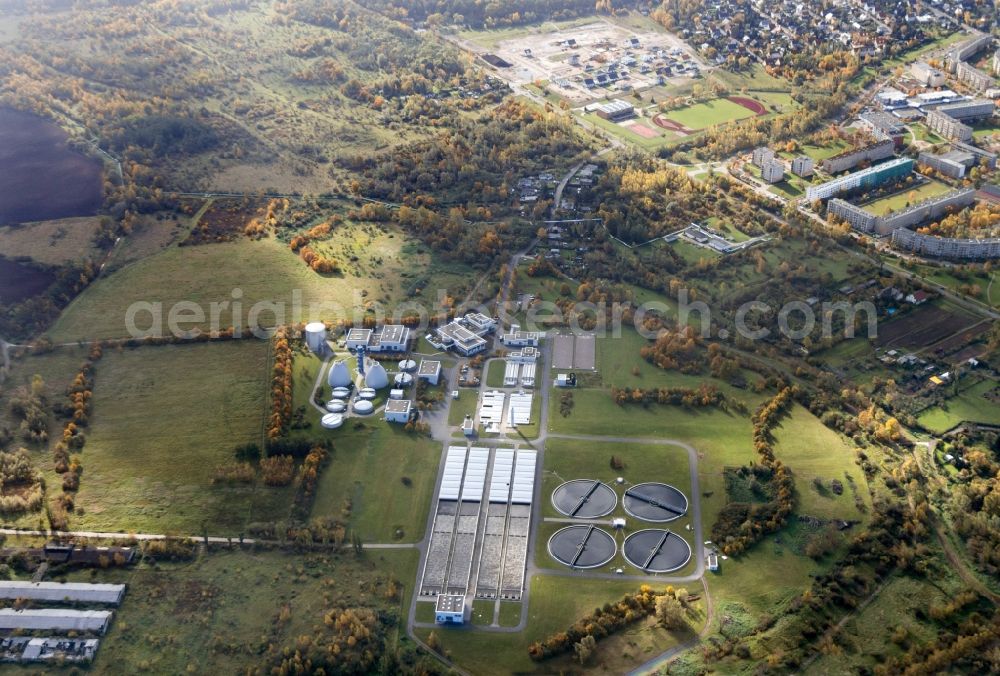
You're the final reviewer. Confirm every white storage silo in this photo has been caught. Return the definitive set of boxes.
[364,362,389,389]
[328,361,352,388]
[304,322,328,354]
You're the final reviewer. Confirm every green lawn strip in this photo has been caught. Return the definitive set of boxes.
[917,378,1000,433]
[471,599,495,626]
[498,601,522,627]
[310,423,438,543]
[485,359,506,388]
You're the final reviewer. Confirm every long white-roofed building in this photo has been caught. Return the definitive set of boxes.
[0,582,125,606]
[0,609,113,634]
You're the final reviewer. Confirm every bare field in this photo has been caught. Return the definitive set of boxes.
[876,302,977,349]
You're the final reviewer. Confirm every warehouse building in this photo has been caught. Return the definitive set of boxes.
[0,582,125,606]
[595,99,636,121]
[0,609,113,635]
[806,158,913,201]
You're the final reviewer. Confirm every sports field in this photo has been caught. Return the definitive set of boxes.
[655,96,765,132]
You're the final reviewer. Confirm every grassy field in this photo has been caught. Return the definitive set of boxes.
[457,16,599,49]
[55,340,288,535]
[661,97,763,130]
[485,358,506,388]
[3,548,421,674]
[310,423,439,543]
[862,180,953,216]
[917,378,1000,433]
[771,404,872,521]
[48,227,446,342]
[423,574,702,675]
[0,216,104,265]
[712,65,791,93]
[906,263,999,309]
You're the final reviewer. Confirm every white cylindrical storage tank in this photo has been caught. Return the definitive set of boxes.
[331,387,351,399]
[365,362,389,389]
[353,400,374,415]
[358,388,377,400]
[328,361,352,388]
[400,359,417,372]
[304,322,328,354]
[325,400,346,412]
[394,372,414,387]
[321,413,344,429]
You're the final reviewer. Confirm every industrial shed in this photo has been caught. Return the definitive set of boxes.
[0,609,113,634]
[0,581,126,606]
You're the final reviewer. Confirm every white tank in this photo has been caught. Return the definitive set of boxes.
[325,400,346,412]
[358,388,377,400]
[304,322,328,354]
[321,413,343,429]
[327,361,352,388]
[394,372,414,387]
[400,359,417,372]
[353,400,374,415]
[364,362,389,389]
[331,387,351,399]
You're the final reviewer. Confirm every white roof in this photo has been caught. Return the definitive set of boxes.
[0,608,112,633]
[0,581,125,605]
[439,446,467,500]
[479,391,506,427]
[511,450,537,504]
[461,447,489,501]
[490,450,515,503]
[508,392,534,426]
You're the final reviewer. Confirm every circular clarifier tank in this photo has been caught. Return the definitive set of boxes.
[325,400,346,413]
[622,529,692,573]
[622,482,688,522]
[352,400,374,415]
[551,479,617,519]
[331,387,351,399]
[548,525,616,569]
[320,413,343,429]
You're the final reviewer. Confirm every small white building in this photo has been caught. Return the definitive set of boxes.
[389,388,405,400]
[461,415,476,437]
[371,324,410,352]
[435,594,465,624]
[554,373,576,388]
[345,328,373,351]
[502,330,543,347]
[418,360,442,385]
[463,312,496,334]
[508,347,539,364]
[384,399,412,423]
